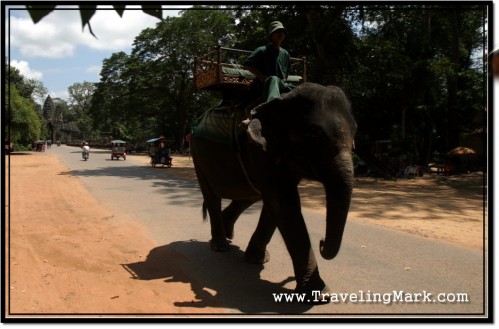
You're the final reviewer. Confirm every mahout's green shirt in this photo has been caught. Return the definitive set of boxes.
[243,44,291,80]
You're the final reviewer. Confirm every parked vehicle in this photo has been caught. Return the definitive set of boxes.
[4,139,13,154]
[35,140,45,152]
[111,140,127,160]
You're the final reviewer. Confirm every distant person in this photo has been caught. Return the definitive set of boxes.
[82,142,90,157]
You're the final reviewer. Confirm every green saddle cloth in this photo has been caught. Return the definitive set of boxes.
[191,99,260,148]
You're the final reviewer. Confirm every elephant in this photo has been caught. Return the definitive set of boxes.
[190,82,357,300]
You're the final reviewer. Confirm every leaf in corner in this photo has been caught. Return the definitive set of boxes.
[26,5,57,24]
[113,5,126,18]
[79,5,97,38]
[141,5,162,19]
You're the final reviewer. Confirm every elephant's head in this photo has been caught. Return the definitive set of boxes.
[247,82,357,260]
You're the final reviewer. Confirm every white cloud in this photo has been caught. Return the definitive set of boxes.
[6,5,185,100]
[78,7,162,51]
[50,89,69,100]
[8,6,177,59]
[9,15,77,58]
[85,65,102,75]
[10,59,43,80]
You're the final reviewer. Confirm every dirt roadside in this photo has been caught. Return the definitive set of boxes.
[4,151,486,317]
[6,152,222,316]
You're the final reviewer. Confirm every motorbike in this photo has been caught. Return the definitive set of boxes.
[82,150,89,161]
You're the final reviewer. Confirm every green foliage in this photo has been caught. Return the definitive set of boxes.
[5,84,42,145]
[7,64,47,101]
[65,81,97,136]
[4,62,47,146]
[341,5,486,164]
[89,7,233,146]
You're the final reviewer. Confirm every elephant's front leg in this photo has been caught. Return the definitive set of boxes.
[245,205,276,264]
[267,185,329,300]
[279,210,328,299]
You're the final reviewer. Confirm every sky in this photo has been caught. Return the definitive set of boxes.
[6,5,187,103]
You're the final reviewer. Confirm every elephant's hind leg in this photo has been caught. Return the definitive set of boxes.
[193,162,230,252]
[222,199,256,239]
[201,192,228,252]
[245,205,276,264]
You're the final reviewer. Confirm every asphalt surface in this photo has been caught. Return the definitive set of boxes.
[51,145,487,317]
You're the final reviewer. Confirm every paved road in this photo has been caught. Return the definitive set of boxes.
[52,145,486,317]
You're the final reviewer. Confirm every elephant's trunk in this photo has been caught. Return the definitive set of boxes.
[320,151,354,260]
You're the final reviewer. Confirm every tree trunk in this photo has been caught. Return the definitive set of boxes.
[304,5,347,82]
[446,7,461,150]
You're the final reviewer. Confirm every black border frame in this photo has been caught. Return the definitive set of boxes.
[1,0,494,324]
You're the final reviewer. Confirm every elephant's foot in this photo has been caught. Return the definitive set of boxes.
[244,248,270,264]
[209,238,230,252]
[295,279,331,304]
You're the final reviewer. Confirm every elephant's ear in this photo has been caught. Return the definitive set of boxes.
[247,85,324,158]
[245,97,283,151]
[248,97,287,156]
[247,118,267,151]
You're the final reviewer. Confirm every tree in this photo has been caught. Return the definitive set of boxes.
[89,52,135,139]
[344,5,486,165]
[89,7,236,147]
[4,62,45,147]
[67,81,97,139]
[5,84,42,146]
[35,5,487,167]
[231,5,358,85]
[7,63,47,101]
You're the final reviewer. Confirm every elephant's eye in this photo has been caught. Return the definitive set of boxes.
[289,127,319,148]
[306,125,325,139]
[290,125,324,144]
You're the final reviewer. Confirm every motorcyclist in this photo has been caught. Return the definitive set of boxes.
[82,142,90,159]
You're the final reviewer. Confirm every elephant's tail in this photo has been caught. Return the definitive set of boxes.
[202,201,208,221]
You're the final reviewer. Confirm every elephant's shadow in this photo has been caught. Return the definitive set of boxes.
[122,240,314,314]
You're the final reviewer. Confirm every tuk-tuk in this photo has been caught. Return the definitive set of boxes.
[35,140,45,152]
[111,140,127,160]
[146,137,172,168]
